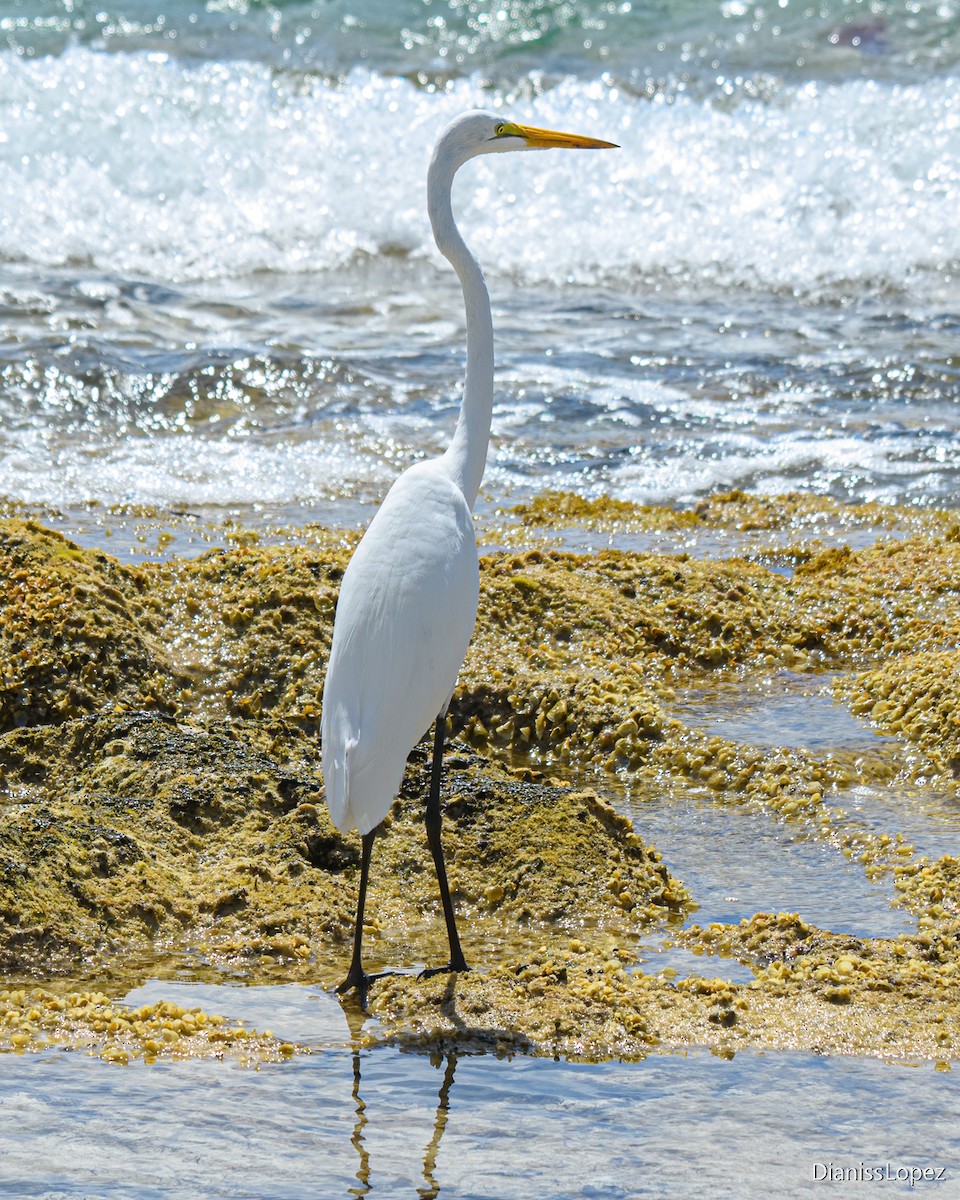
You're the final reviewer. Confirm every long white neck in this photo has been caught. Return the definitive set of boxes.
[428,147,494,512]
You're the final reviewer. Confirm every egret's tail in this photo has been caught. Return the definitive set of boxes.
[321,733,357,834]
[322,727,410,836]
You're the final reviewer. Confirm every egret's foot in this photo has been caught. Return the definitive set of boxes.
[419,958,471,981]
[335,962,374,1004]
[336,967,397,1007]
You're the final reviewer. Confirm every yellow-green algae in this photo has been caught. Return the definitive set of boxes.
[1,493,959,1064]
[0,985,298,1065]
[0,713,686,974]
[849,650,960,775]
[0,520,181,728]
[509,488,959,537]
[362,922,958,1062]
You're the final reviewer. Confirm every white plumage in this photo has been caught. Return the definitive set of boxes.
[320,110,616,995]
[322,462,479,836]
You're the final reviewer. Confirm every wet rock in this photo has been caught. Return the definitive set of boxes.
[0,520,179,729]
[1,494,959,1063]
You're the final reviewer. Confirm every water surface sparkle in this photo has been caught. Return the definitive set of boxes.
[0,981,955,1200]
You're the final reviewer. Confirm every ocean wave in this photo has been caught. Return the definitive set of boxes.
[0,48,957,296]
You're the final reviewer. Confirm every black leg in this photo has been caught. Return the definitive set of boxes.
[424,716,469,974]
[337,827,377,998]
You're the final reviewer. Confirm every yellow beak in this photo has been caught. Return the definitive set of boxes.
[501,121,618,150]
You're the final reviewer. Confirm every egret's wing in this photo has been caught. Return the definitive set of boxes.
[321,464,479,834]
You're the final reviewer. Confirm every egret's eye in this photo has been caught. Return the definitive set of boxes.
[494,123,506,136]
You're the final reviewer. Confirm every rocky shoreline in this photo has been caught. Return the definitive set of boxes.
[1,492,957,1064]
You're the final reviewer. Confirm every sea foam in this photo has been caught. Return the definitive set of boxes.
[0,48,957,296]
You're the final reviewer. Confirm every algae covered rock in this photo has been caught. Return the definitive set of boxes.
[0,520,178,730]
[850,650,960,773]
[452,547,784,773]
[0,710,356,972]
[2,497,960,1064]
[0,706,689,980]
[365,749,690,963]
[139,540,349,727]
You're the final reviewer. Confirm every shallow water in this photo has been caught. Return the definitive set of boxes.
[626,788,915,939]
[615,664,959,975]
[0,981,953,1200]
[837,782,960,865]
[672,669,893,752]
[8,493,923,570]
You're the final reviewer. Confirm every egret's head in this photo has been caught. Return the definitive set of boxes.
[434,110,617,172]
[483,114,618,154]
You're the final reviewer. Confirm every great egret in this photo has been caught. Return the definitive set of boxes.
[321,110,617,996]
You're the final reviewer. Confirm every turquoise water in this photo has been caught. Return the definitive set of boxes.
[7,0,960,83]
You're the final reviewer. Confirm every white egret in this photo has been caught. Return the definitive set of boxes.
[321,110,617,996]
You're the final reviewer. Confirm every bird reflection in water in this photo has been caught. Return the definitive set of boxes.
[348,1049,458,1199]
[343,1005,458,1199]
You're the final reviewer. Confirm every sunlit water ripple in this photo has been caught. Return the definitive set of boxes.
[1,0,959,521]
